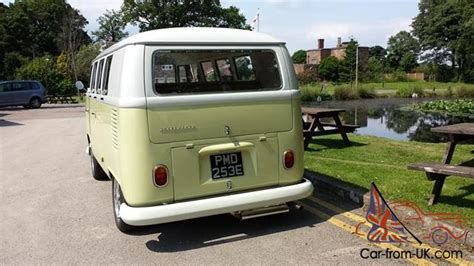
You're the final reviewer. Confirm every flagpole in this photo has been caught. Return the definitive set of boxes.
[257,8,260,32]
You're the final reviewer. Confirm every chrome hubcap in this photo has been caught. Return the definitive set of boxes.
[114,180,121,218]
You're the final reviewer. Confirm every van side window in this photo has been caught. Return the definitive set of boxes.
[96,59,105,94]
[216,59,234,81]
[90,62,98,93]
[153,50,281,95]
[201,61,217,82]
[102,56,113,95]
[234,56,256,81]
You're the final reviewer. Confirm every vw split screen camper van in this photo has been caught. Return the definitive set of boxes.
[85,28,313,232]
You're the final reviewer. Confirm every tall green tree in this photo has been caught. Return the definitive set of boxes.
[386,31,420,72]
[121,0,250,31]
[57,7,90,81]
[412,0,473,82]
[339,38,358,83]
[92,9,128,47]
[291,50,307,64]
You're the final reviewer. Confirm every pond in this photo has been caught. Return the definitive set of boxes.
[303,98,474,142]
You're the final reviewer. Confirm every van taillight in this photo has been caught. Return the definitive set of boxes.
[153,165,168,187]
[283,150,294,169]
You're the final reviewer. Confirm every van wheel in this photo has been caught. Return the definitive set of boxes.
[90,151,108,181]
[112,178,134,232]
[29,97,42,108]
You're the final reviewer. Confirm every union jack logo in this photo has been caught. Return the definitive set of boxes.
[366,183,409,243]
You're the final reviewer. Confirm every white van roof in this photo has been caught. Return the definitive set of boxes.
[97,27,284,58]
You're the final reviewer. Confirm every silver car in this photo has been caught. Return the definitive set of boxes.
[0,80,47,108]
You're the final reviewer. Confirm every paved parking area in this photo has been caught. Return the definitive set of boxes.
[0,105,469,264]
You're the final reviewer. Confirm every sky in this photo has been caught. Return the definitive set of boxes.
[1,0,419,53]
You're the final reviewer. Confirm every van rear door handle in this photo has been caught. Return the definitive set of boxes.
[91,112,96,116]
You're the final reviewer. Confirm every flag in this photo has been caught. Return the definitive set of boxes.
[366,183,409,243]
[251,9,260,31]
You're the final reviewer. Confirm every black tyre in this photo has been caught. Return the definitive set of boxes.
[29,97,42,108]
[90,150,108,181]
[112,178,134,232]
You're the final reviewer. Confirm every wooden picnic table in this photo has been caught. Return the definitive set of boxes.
[408,123,474,205]
[302,107,360,149]
[47,94,78,104]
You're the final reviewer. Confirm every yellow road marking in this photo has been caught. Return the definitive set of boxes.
[298,201,436,265]
[307,197,471,266]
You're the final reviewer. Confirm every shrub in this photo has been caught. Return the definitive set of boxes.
[455,86,474,98]
[15,55,73,95]
[334,86,359,100]
[357,87,377,99]
[396,85,424,98]
[385,71,411,82]
[297,67,318,85]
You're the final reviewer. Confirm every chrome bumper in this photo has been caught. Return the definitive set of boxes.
[120,178,314,226]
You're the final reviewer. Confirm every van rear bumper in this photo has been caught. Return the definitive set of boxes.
[120,178,314,226]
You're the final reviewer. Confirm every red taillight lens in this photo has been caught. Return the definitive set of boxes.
[154,165,168,187]
[283,150,295,169]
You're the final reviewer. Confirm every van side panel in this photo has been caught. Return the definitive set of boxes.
[117,108,174,207]
[278,93,304,185]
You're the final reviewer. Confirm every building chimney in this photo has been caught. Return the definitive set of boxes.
[317,39,324,49]
[337,37,342,47]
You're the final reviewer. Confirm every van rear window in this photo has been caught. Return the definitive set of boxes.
[152,50,281,95]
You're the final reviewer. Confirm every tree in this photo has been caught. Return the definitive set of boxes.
[75,43,101,84]
[56,7,90,81]
[369,45,386,62]
[386,31,420,72]
[0,0,90,79]
[121,0,250,32]
[291,50,307,64]
[339,38,358,83]
[412,0,473,82]
[92,9,128,47]
[318,56,340,82]
[367,57,384,82]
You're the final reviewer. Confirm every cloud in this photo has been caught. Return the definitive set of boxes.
[306,18,412,46]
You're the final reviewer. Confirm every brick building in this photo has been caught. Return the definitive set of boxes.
[306,38,369,68]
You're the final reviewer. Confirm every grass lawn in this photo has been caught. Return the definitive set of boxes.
[304,134,474,226]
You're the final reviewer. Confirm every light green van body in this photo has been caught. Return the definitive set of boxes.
[85,28,313,227]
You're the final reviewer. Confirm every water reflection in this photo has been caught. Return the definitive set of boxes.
[305,98,474,142]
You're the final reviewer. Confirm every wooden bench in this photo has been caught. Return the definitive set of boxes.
[408,163,474,180]
[407,123,474,205]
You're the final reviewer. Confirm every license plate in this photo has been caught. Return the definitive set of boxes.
[210,152,244,179]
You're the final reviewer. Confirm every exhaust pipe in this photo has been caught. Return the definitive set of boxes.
[231,204,290,220]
